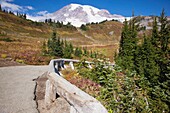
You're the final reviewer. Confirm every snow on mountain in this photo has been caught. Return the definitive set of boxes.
[28,4,130,27]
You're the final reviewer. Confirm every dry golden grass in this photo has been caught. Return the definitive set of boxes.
[0,11,123,64]
[86,21,123,43]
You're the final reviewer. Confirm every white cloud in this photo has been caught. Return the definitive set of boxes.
[1,1,22,11]
[0,0,34,12]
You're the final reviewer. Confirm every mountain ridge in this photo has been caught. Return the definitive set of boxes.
[28,3,130,27]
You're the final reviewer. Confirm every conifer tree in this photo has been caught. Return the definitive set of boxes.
[23,14,26,19]
[75,47,82,57]
[56,36,63,57]
[69,43,74,53]
[151,17,159,47]
[116,14,138,71]
[0,4,2,11]
[83,48,88,56]
[159,9,169,53]
[115,9,170,112]
[47,31,64,57]
[63,40,73,58]
[137,35,160,85]
[157,9,170,106]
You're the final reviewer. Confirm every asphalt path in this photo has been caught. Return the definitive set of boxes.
[0,65,48,113]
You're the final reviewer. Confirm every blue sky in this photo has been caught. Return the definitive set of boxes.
[1,0,170,17]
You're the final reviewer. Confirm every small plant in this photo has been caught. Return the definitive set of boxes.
[0,37,13,42]
[80,24,88,31]
[1,54,7,58]
[16,59,24,64]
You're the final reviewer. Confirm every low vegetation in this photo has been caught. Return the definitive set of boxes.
[75,59,152,112]
[63,10,169,113]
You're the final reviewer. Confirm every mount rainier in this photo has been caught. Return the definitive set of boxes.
[28,4,130,27]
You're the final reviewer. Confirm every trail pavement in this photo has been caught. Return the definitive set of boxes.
[0,65,48,113]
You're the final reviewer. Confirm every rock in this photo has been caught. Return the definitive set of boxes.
[109,31,114,36]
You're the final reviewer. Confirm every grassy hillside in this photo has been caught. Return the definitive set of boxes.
[0,11,123,64]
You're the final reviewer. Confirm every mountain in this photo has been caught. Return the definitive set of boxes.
[28,4,129,27]
[134,16,170,30]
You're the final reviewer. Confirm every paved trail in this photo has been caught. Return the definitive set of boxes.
[0,65,48,113]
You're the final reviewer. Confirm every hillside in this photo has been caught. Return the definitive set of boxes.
[0,11,123,64]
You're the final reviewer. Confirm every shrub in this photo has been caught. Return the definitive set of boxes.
[16,59,24,64]
[0,37,13,42]
[1,54,7,58]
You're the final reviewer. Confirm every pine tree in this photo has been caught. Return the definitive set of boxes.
[75,47,82,57]
[116,10,170,112]
[56,36,63,57]
[80,24,88,31]
[63,40,73,58]
[157,9,170,106]
[116,19,130,69]
[69,43,74,53]
[159,9,169,53]
[23,14,26,19]
[0,4,2,11]
[47,32,57,56]
[151,17,159,47]
[83,48,88,56]
[116,14,138,71]
[137,35,160,85]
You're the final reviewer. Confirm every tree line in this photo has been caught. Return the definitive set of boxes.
[116,9,170,112]
[42,31,99,59]
[0,4,27,19]
[44,19,76,30]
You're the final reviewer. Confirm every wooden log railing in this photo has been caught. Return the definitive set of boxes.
[45,59,108,113]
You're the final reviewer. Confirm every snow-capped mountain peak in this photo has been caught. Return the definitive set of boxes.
[28,3,129,27]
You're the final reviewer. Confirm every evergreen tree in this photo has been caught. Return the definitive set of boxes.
[45,19,48,23]
[63,40,73,58]
[83,48,89,56]
[69,43,74,53]
[137,35,160,85]
[80,24,88,31]
[0,4,2,11]
[116,15,138,71]
[159,9,169,53]
[115,9,170,112]
[56,36,63,57]
[47,32,57,56]
[23,14,26,19]
[75,47,82,57]
[90,50,94,58]
[157,9,170,106]
[151,17,159,47]
[47,31,64,57]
